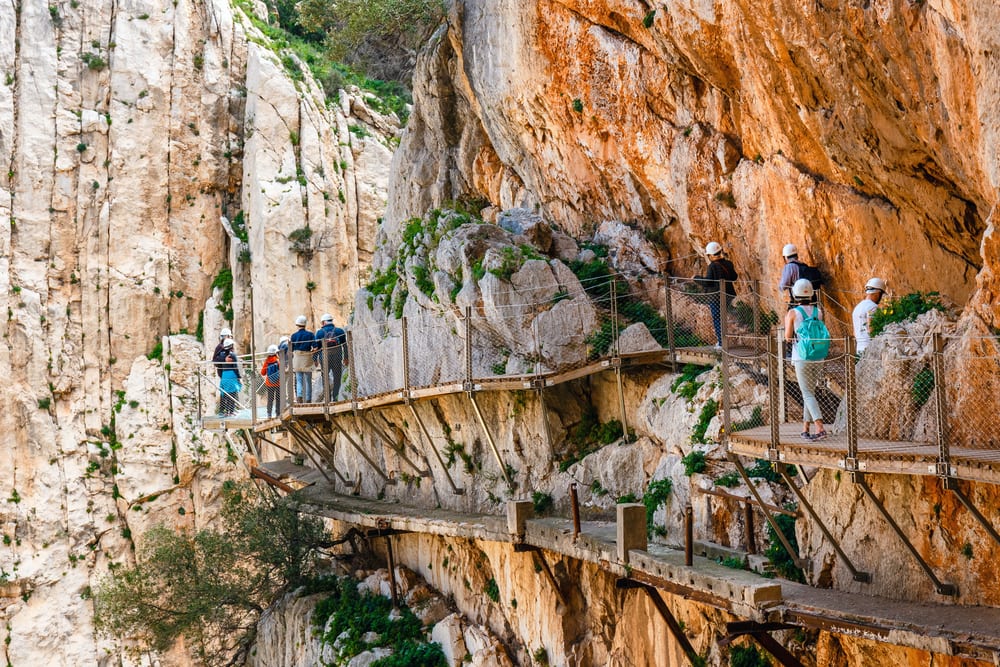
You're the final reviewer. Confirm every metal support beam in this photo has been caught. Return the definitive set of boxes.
[749,633,806,667]
[845,337,859,466]
[468,392,513,488]
[778,466,870,583]
[767,334,781,454]
[287,421,350,486]
[329,420,393,483]
[730,455,808,571]
[931,332,951,477]
[284,422,335,485]
[358,412,429,477]
[407,402,464,494]
[610,278,632,443]
[854,476,956,596]
[250,466,297,493]
[255,434,298,457]
[944,479,1000,548]
[618,580,701,666]
[517,547,567,606]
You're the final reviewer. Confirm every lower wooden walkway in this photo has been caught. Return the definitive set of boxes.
[268,462,1000,663]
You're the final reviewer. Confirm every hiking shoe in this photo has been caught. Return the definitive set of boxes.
[812,430,829,441]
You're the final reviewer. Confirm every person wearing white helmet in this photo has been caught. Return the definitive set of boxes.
[260,343,282,418]
[314,313,349,402]
[852,277,886,354]
[695,241,738,348]
[211,327,235,377]
[784,278,828,440]
[217,338,241,416]
[778,243,801,296]
[290,315,318,403]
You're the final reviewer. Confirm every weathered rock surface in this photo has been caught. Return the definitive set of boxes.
[0,0,392,663]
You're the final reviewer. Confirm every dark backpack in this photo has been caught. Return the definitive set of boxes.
[793,261,824,290]
[212,346,228,364]
[266,360,280,384]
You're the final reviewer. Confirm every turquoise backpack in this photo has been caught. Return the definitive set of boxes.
[794,306,831,361]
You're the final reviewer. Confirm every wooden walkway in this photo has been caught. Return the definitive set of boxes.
[270,464,1000,663]
[730,424,1000,485]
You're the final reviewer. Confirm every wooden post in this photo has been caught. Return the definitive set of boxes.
[845,336,859,467]
[346,331,358,410]
[767,334,781,453]
[570,483,581,539]
[932,332,950,477]
[684,506,693,566]
[744,502,757,555]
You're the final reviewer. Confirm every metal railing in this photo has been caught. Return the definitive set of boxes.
[195,270,999,458]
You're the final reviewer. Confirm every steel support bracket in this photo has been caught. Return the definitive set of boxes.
[767,448,781,462]
[529,378,546,390]
[843,457,859,472]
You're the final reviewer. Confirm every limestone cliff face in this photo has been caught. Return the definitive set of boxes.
[386,0,1000,321]
[0,0,390,662]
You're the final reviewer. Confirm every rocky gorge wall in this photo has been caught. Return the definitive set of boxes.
[0,0,393,663]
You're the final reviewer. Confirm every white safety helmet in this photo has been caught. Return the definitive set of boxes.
[705,241,722,256]
[865,277,886,293]
[782,243,799,258]
[294,315,307,327]
[792,278,814,299]
[222,338,235,349]
[219,328,232,339]
[267,344,278,354]
[320,313,333,324]
[279,335,290,345]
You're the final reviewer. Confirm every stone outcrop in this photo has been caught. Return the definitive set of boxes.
[0,0,392,663]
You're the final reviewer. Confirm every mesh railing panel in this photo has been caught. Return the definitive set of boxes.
[852,355,938,444]
[943,336,1000,451]
[723,334,772,435]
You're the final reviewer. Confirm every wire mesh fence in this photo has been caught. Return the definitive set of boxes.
[199,268,1000,460]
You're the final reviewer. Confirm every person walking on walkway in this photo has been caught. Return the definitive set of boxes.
[217,338,240,416]
[696,241,738,348]
[778,243,801,297]
[261,344,281,418]
[315,313,348,402]
[852,277,885,354]
[290,315,317,403]
[784,279,828,440]
[212,327,234,378]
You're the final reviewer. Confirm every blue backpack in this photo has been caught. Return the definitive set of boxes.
[266,360,280,384]
[795,306,831,361]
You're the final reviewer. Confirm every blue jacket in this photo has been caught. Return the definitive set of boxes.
[290,328,316,352]
[315,324,348,364]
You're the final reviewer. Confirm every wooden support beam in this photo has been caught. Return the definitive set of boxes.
[330,419,393,483]
[284,422,335,485]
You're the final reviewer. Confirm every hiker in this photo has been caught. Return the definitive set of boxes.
[852,277,886,354]
[696,241,738,348]
[217,338,240,416]
[212,327,234,378]
[290,315,317,403]
[260,344,281,418]
[784,279,829,440]
[315,313,348,402]
[779,243,823,304]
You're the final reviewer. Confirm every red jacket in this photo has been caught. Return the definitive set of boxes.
[260,354,280,387]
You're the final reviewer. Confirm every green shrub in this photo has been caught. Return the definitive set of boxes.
[868,292,945,337]
[531,492,553,515]
[147,341,163,362]
[671,364,709,400]
[714,471,741,488]
[681,451,707,476]
[642,478,673,533]
[691,398,718,444]
[744,459,781,482]
[730,644,771,667]
[731,406,764,432]
[911,366,934,408]
[484,578,500,603]
[765,511,804,583]
[642,10,656,27]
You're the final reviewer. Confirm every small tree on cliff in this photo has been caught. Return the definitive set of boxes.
[94,482,332,665]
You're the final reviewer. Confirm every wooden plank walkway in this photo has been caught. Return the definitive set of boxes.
[270,466,1000,662]
[729,424,1000,485]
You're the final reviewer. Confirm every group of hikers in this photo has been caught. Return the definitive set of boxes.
[698,241,887,441]
[211,313,349,418]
